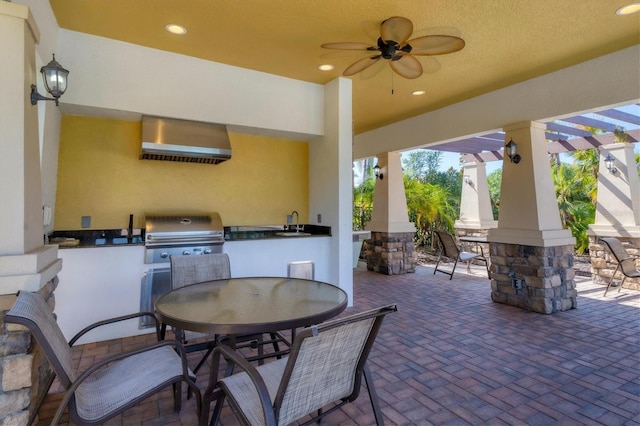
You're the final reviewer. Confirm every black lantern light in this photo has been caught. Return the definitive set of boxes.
[374,164,384,180]
[31,54,69,106]
[505,139,521,164]
[604,153,618,174]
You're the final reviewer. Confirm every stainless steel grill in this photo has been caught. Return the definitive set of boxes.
[144,213,224,263]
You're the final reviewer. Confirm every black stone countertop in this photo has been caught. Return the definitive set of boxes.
[224,225,331,241]
[50,225,331,248]
[49,229,144,248]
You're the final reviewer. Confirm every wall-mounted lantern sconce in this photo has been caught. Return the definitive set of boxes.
[604,153,618,174]
[463,175,473,186]
[31,54,69,106]
[505,139,521,164]
[374,164,384,180]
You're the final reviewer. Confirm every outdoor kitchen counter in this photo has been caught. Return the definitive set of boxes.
[224,225,331,241]
[49,229,144,248]
[50,224,331,248]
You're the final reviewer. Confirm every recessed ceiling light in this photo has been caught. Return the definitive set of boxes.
[318,64,334,71]
[616,2,640,15]
[411,90,426,96]
[165,24,187,35]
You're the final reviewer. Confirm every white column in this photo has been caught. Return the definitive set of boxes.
[366,152,415,233]
[309,77,353,304]
[0,3,61,294]
[588,142,640,238]
[455,162,497,229]
[488,121,574,247]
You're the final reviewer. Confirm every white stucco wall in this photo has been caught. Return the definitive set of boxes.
[56,30,324,141]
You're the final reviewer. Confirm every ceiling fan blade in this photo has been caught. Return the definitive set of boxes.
[343,55,382,76]
[390,55,422,79]
[407,35,465,55]
[380,16,413,44]
[321,42,377,51]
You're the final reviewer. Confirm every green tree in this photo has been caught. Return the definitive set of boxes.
[487,168,502,220]
[551,162,595,254]
[353,177,374,231]
[402,150,443,182]
[404,177,457,248]
[569,148,598,203]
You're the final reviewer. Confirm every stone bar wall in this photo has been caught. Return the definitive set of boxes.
[364,231,416,275]
[490,242,577,314]
[0,277,58,426]
[589,236,640,291]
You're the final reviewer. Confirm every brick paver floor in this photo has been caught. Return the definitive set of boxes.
[38,262,640,425]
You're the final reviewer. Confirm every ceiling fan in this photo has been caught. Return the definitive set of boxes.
[321,16,465,79]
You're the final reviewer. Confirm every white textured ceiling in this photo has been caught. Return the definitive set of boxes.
[49,0,640,135]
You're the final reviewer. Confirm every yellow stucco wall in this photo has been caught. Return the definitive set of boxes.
[54,115,309,230]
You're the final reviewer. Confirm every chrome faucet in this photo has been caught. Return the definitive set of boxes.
[288,210,300,232]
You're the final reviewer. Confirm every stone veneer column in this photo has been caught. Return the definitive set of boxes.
[456,161,497,231]
[365,152,416,275]
[455,161,497,257]
[364,232,416,275]
[490,242,576,313]
[488,122,576,313]
[587,142,640,291]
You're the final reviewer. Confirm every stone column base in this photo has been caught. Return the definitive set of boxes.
[490,242,577,314]
[364,231,416,275]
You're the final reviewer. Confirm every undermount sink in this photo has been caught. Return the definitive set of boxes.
[275,232,312,237]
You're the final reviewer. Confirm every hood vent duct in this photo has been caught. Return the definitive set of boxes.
[140,116,232,164]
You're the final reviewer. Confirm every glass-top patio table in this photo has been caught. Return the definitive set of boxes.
[154,276,348,425]
[154,276,348,335]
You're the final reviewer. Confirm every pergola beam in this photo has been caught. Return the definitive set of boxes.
[462,128,639,163]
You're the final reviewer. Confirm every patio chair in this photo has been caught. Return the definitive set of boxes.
[433,230,489,280]
[600,237,640,296]
[206,304,398,426]
[169,253,287,371]
[4,290,201,425]
[287,260,315,280]
[287,260,315,340]
[167,253,233,374]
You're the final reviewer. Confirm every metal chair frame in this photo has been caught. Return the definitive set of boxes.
[207,304,397,426]
[5,290,201,425]
[600,237,640,296]
[433,230,490,280]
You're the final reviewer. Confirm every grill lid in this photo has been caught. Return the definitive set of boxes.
[145,213,224,246]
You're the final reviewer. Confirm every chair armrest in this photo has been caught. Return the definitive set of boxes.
[51,339,191,425]
[69,311,160,347]
[214,345,277,425]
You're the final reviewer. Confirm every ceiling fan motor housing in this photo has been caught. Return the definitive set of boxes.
[378,37,412,61]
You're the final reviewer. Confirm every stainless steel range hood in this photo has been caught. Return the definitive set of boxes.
[140,116,231,164]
